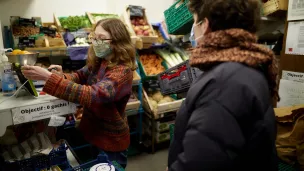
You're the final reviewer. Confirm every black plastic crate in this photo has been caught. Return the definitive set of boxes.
[157,60,202,95]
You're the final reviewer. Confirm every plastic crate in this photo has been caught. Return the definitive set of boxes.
[278,161,298,171]
[152,23,169,47]
[157,60,202,95]
[137,51,169,81]
[66,153,124,171]
[164,0,193,35]
[2,143,69,171]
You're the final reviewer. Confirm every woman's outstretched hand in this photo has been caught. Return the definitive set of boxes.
[48,65,63,74]
[22,65,52,81]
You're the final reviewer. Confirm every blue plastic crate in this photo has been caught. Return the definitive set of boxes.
[3,143,69,171]
[152,23,170,41]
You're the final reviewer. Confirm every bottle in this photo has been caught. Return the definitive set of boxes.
[0,54,2,92]
[1,52,16,96]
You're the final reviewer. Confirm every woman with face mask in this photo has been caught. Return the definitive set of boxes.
[168,0,279,171]
[22,18,136,168]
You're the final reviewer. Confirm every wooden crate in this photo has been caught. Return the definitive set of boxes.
[144,117,175,132]
[25,35,66,57]
[143,124,170,143]
[263,0,288,16]
[86,12,120,28]
[122,6,158,44]
[120,12,142,49]
[126,90,141,111]
[132,71,141,85]
[142,89,184,118]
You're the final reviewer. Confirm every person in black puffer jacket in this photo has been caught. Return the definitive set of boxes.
[168,0,279,170]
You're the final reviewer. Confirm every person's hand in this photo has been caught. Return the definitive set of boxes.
[48,65,63,74]
[22,65,52,81]
[166,167,168,171]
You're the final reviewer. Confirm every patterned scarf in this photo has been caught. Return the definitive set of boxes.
[190,28,279,101]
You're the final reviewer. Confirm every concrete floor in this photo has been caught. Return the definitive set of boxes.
[126,149,168,171]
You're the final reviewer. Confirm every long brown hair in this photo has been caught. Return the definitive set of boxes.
[87,18,136,71]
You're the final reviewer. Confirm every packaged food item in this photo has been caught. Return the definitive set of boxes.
[89,163,115,171]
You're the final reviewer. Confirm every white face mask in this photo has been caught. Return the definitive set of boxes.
[189,21,203,47]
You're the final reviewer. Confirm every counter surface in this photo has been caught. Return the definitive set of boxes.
[0,94,76,137]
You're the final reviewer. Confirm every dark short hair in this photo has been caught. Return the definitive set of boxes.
[188,0,261,33]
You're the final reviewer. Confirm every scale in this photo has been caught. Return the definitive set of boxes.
[5,51,39,97]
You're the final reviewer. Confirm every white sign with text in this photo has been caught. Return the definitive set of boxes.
[11,100,76,125]
[282,70,304,83]
[48,116,66,127]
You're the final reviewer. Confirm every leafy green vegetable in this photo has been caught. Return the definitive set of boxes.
[92,14,119,22]
[59,15,91,31]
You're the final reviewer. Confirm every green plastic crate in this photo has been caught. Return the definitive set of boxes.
[278,161,298,171]
[137,53,169,81]
[164,0,193,35]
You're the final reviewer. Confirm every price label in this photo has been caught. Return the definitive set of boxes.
[48,116,66,127]
[40,27,56,37]
[19,18,36,27]
[129,5,144,17]
[18,37,35,47]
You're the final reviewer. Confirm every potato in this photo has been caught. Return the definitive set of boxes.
[150,100,158,111]
[163,96,174,102]
[158,99,168,104]
[152,91,163,102]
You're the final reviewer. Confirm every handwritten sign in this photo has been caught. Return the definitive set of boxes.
[278,79,304,107]
[129,5,144,17]
[11,100,76,125]
[282,70,304,83]
[19,18,36,27]
[40,27,56,37]
[18,37,35,47]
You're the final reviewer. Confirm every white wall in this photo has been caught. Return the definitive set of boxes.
[0,21,3,49]
[0,0,173,26]
[107,0,174,23]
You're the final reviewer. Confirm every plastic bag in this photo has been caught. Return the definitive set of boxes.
[67,46,89,60]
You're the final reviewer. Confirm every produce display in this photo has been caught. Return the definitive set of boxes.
[92,14,119,23]
[148,91,175,111]
[12,26,40,37]
[131,16,153,36]
[72,37,89,47]
[140,54,165,75]
[155,49,189,67]
[11,49,31,55]
[154,27,165,44]
[59,16,91,31]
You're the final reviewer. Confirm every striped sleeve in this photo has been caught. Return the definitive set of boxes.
[43,65,133,107]
[63,66,90,84]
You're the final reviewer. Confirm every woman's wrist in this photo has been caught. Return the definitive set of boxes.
[44,72,52,81]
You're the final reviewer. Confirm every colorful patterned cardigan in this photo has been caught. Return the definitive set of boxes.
[43,60,133,152]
